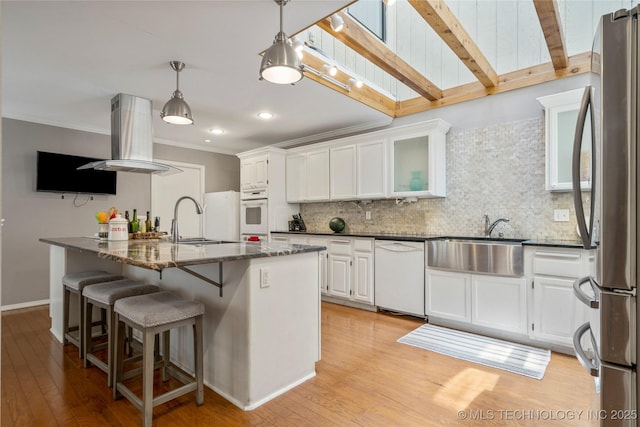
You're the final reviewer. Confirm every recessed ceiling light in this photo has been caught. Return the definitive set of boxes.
[204,139,211,143]
[209,128,224,135]
[257,112,273,120]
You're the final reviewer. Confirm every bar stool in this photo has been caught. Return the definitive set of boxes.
[62,270,123,358]
[82,279,160,387]
[113,291,204,427]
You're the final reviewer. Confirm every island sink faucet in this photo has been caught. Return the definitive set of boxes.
[171,196,203,243]
[484,214,510,238]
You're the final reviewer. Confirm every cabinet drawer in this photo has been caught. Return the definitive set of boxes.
[533,251,582,278]
[329,239,352,255]
[353,239,373,252]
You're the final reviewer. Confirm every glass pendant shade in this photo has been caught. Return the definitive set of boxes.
[260,31,303,84]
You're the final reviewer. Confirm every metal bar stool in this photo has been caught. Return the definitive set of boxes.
[62,270,123,358]
[82,279,160,387]
[113,291,204,427]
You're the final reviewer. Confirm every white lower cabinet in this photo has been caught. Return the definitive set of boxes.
[531,276,582,345]
[327,237,374,305]
[527,247,593,348]
[425,270,471,323]
[426,270,526,334]
[472,275,527,334]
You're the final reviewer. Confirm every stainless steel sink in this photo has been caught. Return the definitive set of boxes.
[426,237,526,277]
[178,237,224,245]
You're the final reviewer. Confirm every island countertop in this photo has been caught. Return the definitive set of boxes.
[40,237,325,271]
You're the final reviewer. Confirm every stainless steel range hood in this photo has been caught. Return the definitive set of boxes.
[78,93,181,175]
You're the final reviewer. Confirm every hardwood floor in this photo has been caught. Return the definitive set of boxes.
[2,302,598,426]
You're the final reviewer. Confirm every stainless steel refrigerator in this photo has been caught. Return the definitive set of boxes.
[572,6,638,426]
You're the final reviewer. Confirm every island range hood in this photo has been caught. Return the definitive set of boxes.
[78,93,181,175]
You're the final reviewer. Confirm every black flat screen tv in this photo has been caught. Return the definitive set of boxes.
[36,151,117,195]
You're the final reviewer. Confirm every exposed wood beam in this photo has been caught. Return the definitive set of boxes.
[316,11,442,101]
[408,0,499,88]
[395,52,591,117]
[533,0,569,70]
[301,51,396,117]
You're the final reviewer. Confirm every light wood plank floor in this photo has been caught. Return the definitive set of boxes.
[2,302,598,426]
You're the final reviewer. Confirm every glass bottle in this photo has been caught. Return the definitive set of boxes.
[154,216,160,232]
[125,210,131,233]
[145,211,152,233]
[131,209,139,233]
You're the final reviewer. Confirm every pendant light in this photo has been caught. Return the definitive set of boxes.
[160,61,194,125]
[259,0,303,85]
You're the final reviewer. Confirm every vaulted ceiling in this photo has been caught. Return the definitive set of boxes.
[300,0,602,118]
[1,1,630,155]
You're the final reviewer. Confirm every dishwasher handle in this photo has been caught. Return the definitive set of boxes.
[376,242,424,252]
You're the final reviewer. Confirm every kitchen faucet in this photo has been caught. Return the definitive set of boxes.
[171,196,203,243]
[484,214,510,238]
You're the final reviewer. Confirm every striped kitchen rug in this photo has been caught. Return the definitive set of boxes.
[397,323,551,380]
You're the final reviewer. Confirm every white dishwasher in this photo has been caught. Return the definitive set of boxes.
[374,240,425,316]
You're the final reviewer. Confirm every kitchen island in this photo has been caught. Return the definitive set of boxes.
[40,237,324,410]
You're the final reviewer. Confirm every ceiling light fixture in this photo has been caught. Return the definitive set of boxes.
[322,64,338,77]
[329,14,344,32]
[292,37,305,59]
[257,112,274,120]
[259,0,303,85]
[160,61,194,125]
[348,77,364,89]
[209,128,225,135]
[204,139,212,143]
[302,64,350,92]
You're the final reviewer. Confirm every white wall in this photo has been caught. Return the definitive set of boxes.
[1,119,239,308]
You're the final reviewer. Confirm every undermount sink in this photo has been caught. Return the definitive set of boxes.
[427,236,526,277]
[178,237,224,245]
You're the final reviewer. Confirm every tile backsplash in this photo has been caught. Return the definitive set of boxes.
[300,117,589,241]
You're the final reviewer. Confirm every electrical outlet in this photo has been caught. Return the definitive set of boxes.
[365,211,372,220]
[554,209,570,222]
[260,268,270,288]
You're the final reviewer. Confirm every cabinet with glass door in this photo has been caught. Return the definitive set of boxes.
[538,88,592,192]
[388,119,450,198]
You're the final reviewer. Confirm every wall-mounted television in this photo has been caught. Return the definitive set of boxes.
[36,151,117,195]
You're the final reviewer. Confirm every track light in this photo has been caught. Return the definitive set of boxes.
[160,61,194,125]
[329,14,344,32]
[323,64,338,77]
[348,77,364,89]
[259,0,303,85]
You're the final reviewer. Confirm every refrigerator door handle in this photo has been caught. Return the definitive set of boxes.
[573,322,599,377]
[573,276,600,308]
[572,85,596,249]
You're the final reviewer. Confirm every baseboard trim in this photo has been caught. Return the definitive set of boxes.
[2,299,49,312]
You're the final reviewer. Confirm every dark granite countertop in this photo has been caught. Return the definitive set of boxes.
[40,237,325,271]
[271,231,590,249]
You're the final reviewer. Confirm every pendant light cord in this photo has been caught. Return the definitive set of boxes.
[175,67,180,92]
[279,0,284,34]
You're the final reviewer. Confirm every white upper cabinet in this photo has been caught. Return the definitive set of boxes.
[388,119,449,198]
[357,139,387,199]
[240,154,268,193]
[286,119,449,202]
[537,88,592,192]
[286,149,330,202]
[330,145,357,200]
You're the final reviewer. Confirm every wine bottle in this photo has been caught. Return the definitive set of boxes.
[125,210,132,233]
[145,211,152,233]
[131,209,139,233]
